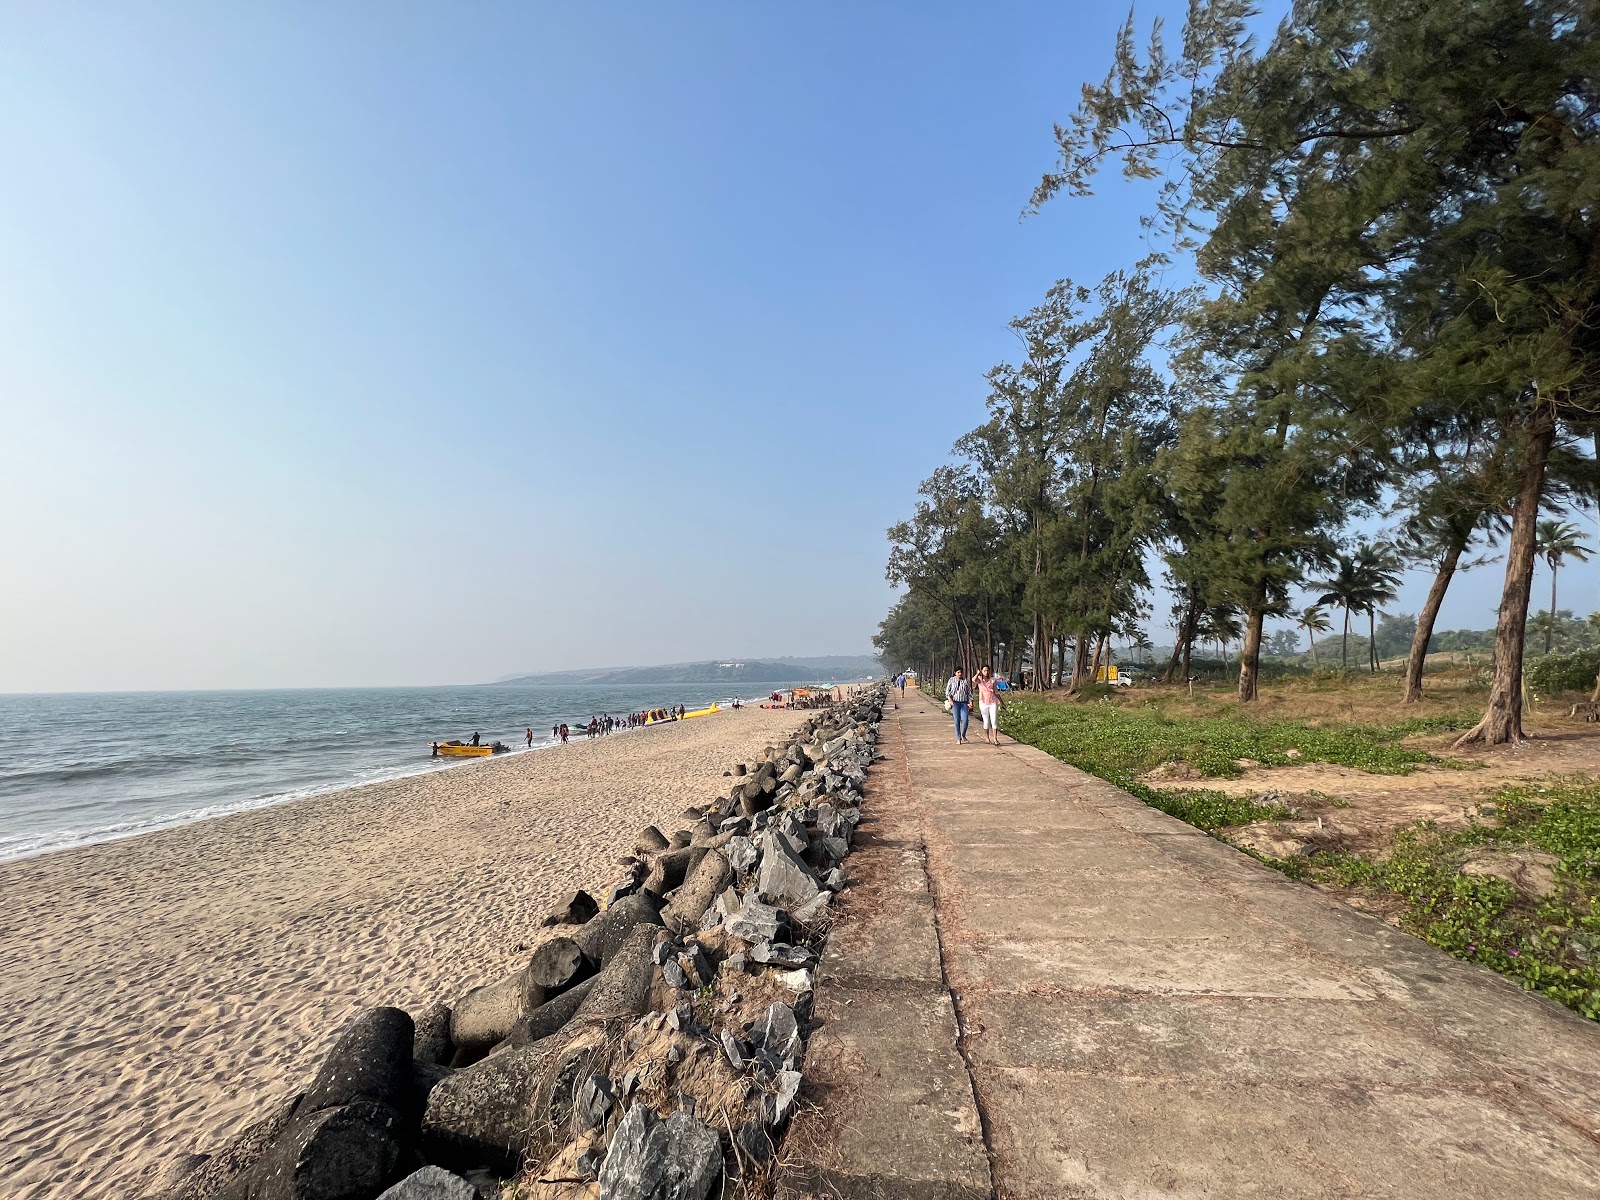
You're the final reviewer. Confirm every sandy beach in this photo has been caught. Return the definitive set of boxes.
[0,707,802,1200]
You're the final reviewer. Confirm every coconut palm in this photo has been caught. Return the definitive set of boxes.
[1536,519,1592,654]
[1196,606,1244,670]
[1297,604,1332,666]
[1354,543,1403,672]
[1315,557,1363,669]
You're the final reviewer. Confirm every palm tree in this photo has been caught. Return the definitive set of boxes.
[1316,557,1362,669]
[1535,519,1592,654]
[1196,606,1243,670]
[1354,544,1402,672]
[1297,604,1332,666]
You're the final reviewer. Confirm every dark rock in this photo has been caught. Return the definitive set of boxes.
[545,890,600,927]
[451,939,590,1061]
[809,836,848,868]
[662,850,733,935]
[149,1094,301,1200]
[412,1003,453,1068]
[757,834,820,908]
[749,942,812,969]
[791,892,833,927]
[407,1060,453,1124]
[733,763,748,776]
[635,826,670,854]
[724,897,782,944]
[756,1003,802,1066]
[422,1039,563,1173]
[597,1104,723,1200]
[824,867,847,891]
[651,940,673,965]
[300,1007,414,1116]
[377,1165,479,1199]
[736,1120,774,1165]
[720,1030,748,1070]
[573,893,666,966]
[662,961,688,990]
[249,1100,401,1200]
[725,953,747,974]
[725,836,758,873]
[574,1073,617,1134]
[667,829,693,850]
[574,924,665,1022]
[505,976,596,1046]
[643,848,693,896]
[772,1070,802,1123]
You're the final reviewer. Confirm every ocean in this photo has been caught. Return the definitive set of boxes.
[0,683,804,862]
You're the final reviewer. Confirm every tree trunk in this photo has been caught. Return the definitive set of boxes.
[1340,607,1350,669]
[1368,609,1378,673]
[1163,586,1200,684]
[1031,611,1047,692]
[1547,563,1557,654]
[1404,541,1464,703]
[1307,625,1319,665]
[1457,412,1556,747]
[1238,607,1265,702]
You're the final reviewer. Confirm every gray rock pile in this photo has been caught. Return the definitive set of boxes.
[146,687,887,1200]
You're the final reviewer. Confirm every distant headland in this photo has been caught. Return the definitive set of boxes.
[488,655,883,687]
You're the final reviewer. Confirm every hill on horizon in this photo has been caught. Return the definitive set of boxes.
[489,654,883,687]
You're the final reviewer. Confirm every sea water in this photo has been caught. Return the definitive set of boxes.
[0,683,798,861]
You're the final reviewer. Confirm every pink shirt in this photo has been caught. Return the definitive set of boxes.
[975,677,1000,705]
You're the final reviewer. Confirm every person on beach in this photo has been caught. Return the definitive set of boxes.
[945,668,972,744]
[471,731,480,746]
[431,741,440,757]
[974,665,1002,746]
[525,727,533,748]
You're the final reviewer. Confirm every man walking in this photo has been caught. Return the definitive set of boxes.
[896,672,906,697]
[945,668,972,745]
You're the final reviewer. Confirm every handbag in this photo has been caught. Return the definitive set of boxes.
[944,698,954,713]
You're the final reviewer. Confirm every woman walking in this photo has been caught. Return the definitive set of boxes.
[945,668,972,745]
[974,665,1002,746]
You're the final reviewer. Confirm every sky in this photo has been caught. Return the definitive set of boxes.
[2,3,1596,692]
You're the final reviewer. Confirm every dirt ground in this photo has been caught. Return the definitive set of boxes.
[1137,670,1600,857]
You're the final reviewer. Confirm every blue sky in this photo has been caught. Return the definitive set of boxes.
[1,3,1594,691]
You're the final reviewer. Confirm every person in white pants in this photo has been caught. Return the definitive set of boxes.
[974,665,1002,746]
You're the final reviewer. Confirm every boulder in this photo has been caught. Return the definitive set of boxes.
[636,827,671,854]
[573,893,665,966]
[1229,823,1309,861]
[724,897,783,945]
[505,976,597,1046]
[544,890,600,927]
[757,835,821,908]
[377,1166,479,1199]
[422,1040,564,1173]
[643,848,693,897]
[248,1101,402,1200]
[661,851,733,935]
[150,1094,301,1200]
[725,836,757,873]
[412,1003,454,1067]
[574,924,666,1023]
[790,892,832,927]
[451,939,590,1061]
[756,1003,802,1067]
[597,1104,722,1200]
[300,1007,415,1116]
[573,1073,617,1135]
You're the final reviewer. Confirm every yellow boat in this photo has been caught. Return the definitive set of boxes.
[681,703,720,719]
[431,740,494,758]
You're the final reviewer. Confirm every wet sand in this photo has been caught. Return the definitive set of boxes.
[0,707,800,1199]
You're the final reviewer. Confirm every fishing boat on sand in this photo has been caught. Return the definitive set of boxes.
[430,740,508,758]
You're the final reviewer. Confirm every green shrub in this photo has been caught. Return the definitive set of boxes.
[1526,648,1600,694]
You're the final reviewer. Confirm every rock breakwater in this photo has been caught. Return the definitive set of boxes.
[147,687,888,1200]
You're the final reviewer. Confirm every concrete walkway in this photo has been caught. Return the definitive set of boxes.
[781,694,1600,1199]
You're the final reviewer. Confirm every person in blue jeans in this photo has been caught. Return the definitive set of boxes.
[945,668,972,744]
